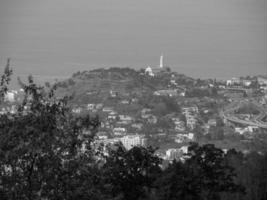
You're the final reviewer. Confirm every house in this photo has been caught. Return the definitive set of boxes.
[118,120,132,125]
[170,79,177,86]
[182,106,199,115]
[113,127,127,136]
[95,103,103,110]
[120,100,130,104]
[147,115,157,124]
[108,115,117,120]
[175,133,194,143]
[96,131,108,140]
[186,116,197,130]
[235,126,258,135]
[120,135,147,150]
[87,104,95,110]
[166,149,182,160]
[226,77,241,86]
[102,107,114,113]
[4,91,16,102]
[179,146,189,154]
[119,115,133,121]
[153,89,178,97]
[172,118,186,132]
[131,123,143,130]
[242,80,252,87]
[110,90,118,97]
[260,86,267,92]
[202,124,210,135]
[258,77,267,85]
[131,98,138,103]
[72,107,82,114]
[208,119,217,127]
[141,108,152,114]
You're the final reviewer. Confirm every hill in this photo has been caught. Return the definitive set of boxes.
[54,67,193,105]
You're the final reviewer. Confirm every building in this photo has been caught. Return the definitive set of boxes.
[145,55,170,77]
[87,104,95,110]
[258,77,267,85]
[119,115,133,122]
[172,118,186,132]
[186,116,197,130]
[120,100,130,104]
[120,135,147,150]
[235,126,258,135]
[102,107,114,113]
[145,66,154,77]
[113,127,127,136]
[175,133,194,143]
[72,107,82,113]
[131,123,143,130]
[153,89,178,97]
[141,108,152,115]
[182,106,199,115]
[95,103,104,110]
[166,149,182,160]
[208,119,217,127]
[147,115,158,124]
[4,91,16,102]
[226,77,241,86]
[242,80,252,87]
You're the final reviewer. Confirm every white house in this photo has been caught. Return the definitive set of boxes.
[120,135,147,150]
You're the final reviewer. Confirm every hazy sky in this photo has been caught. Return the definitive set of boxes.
[0,0,266,80]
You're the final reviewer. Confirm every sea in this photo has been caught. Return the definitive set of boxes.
[0,0,266,88]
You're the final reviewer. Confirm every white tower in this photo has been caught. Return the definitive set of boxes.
[160,54,164,68]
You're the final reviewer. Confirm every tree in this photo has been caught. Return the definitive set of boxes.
[0,59,12,102]
[155,143,244,200]
[102,144,162,200]
[225,150,267,200]
[186,143,244,200]
[0,76,100,200]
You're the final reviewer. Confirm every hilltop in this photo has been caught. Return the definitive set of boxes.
[54,67,194,105]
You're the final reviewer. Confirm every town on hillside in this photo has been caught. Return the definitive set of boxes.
[3,57,267,162]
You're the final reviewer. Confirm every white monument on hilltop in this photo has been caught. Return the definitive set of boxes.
[160,54,164,68]
[145,54,168,76]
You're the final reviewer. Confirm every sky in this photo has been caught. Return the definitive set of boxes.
[0,0,266,84]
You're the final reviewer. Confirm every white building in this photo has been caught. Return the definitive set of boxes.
[103,107,114,113]
[113,127,127,136]
[182,106,199,115]
[242,80,252,87]
[87,104,95,110]
[166,148,182,160]
[4,91,15,102]
[145,66,154,77]
[120,135,147,150]
[258,77,267,85]
[226,77,241,86]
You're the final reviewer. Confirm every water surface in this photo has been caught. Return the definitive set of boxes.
[0,0,266,85]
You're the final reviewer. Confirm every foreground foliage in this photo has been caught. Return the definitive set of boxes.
[0,73,100,199]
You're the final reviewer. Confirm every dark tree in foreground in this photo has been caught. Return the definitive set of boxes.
[225,149,267,200]
[0,59,12,101]
[155,143,245,200]
[0,76,100,200]
[102,144,162,200]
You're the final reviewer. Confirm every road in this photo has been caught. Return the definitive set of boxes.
[222,99,267,129]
